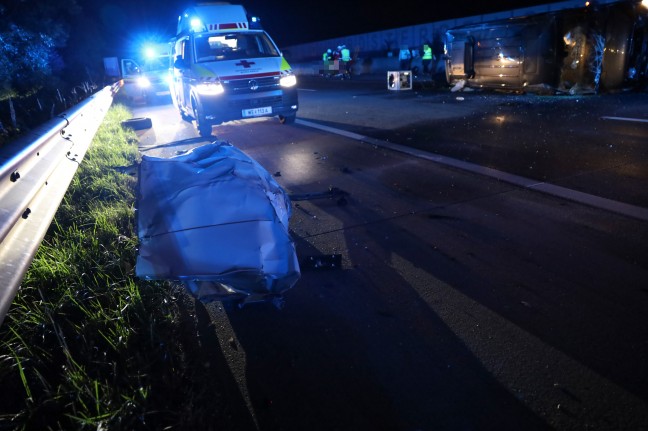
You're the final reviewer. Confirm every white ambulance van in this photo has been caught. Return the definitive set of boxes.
[170,3,299,136]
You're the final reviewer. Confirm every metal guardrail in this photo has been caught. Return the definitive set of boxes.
[0,84,118,326]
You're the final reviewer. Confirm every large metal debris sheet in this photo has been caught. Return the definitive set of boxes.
[136,142,300,302]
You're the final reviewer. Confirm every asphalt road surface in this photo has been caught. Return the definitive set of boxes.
[128,77,648,431]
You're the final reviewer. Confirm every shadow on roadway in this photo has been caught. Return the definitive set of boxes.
[219,194,553,430]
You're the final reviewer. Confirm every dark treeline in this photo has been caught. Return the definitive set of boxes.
[0,0,110,144]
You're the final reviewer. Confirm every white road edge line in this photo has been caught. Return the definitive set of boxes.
[601,116,648,123]
[296,118,648,222]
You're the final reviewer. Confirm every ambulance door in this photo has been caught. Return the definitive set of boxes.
[172,37,191,113]
[121,59,141,79]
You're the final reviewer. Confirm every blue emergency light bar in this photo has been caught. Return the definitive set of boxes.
[249,16,262,29]
[190,18,206,32]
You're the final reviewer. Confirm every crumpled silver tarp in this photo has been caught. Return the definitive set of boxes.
[136,142,300,304]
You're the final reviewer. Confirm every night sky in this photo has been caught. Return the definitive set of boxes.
[93,0,555,50]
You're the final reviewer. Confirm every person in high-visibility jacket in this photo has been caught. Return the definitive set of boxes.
[422,42,433,75]
[340,45,352,77]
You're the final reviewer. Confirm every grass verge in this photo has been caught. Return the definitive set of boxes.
[0,104,237,430]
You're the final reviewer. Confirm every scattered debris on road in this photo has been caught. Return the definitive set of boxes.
[300,254,343,270]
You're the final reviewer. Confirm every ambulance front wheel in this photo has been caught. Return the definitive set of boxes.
[198,123,213,137]
[180,110,192,123]
[279,113,296,124]
[192,104,212,137]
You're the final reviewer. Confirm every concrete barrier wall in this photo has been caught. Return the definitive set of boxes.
[283,0,623,76]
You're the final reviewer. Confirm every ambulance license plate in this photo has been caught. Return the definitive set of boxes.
[242,106,272,117]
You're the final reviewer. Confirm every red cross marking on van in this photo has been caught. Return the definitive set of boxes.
[236,60,256,68]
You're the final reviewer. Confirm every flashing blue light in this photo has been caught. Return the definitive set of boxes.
[250,16,262,29]
[144,47,156,59]
[190,18,204,32]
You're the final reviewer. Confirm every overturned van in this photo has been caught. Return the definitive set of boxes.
[170,3,299,136]
[444,1,648,94]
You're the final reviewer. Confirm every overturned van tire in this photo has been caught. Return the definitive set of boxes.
[121,117,152,130]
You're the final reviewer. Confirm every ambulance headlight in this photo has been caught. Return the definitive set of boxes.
[196,81,224,95]
[137,77,151,88]
[280,74,297,88]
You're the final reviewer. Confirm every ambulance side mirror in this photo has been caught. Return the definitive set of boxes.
[174,58,187,70]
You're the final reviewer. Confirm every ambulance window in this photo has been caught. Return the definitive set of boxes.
[182,38,193,62]
[175,38,189,62]
[195,34,232,62]
[255,33,280,57]
[123,59,141,76]
[193,32,280,62]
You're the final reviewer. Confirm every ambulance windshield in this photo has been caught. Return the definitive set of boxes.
[194,31,279,62]
[142,56,169,73]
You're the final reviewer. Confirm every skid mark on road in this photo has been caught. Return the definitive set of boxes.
[296,119,648,222]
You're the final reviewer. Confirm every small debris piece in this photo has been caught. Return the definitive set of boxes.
[290,186,348,202]
[114,164,139,175]
[228,337,238,351]
[300,254,342,270]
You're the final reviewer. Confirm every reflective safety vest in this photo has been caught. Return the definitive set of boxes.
[341,48,351,62]
[323,52,329,61]
[422,44,433,60]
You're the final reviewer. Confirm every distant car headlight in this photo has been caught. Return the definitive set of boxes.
[137,76,151,88]
[196,81,224,95]
[280,74,297,88]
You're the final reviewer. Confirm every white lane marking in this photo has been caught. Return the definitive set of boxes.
[601,116,648,123]
[390,253,648,430]
[296,119,648,222]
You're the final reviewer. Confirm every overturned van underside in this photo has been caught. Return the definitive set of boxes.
[136,142,300,305]
[445,2,648,93]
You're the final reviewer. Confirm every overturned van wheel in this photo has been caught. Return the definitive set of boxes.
[279,114,296,124]
[121,117,152,130]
